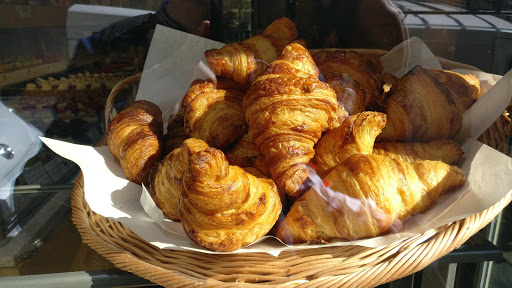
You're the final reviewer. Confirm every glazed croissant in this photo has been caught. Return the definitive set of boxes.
[204,17,298,85]
[429,69,480,112]
[180,147,282,252]
[243,42,347,197]
[276,154,467,244]
[182,79,247,149]
[373,139,463,164]
[149,138,209,221]
[311,111,387,178]
[107,100,163,185]
[312,50,385,115]
[377,66,463,142]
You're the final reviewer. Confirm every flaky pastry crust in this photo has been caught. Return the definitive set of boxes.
[107,100,163,185]
[429,69,480,112]
[244,42,347,197]
[204,17,298,85]
[311,111,387,178]
[149,138,209,221]
[313,50,384,115]
[373,139,463,164]
[183,80,247,150]
[377,66,463,142]
[180,147,282,252]
[276,154,467,244]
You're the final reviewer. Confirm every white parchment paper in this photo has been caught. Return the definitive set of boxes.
[137,25,224,128]
[41,26,512,256]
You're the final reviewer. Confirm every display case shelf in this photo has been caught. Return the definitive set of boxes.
[0,60,68,88]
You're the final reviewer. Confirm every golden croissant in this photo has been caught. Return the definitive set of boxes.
[204,17,298,85]
[373,139,463,164]
[429,69,480,112]
[377,66,463,142]
[182,79,247,149]
[275,154,467,244]
[180,147,282,252]
[243,42,347,197]
[312,50,385,115]
[149,138,209,221]
[107,100,163,185]
[311,111,387,178]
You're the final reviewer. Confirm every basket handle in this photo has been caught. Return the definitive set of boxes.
[104,73,142,131]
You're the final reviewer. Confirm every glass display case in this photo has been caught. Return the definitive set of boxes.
[0,1,511,287]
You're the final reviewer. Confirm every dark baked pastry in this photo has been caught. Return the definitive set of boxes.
[107,100,163,185]
[377,66,463,142]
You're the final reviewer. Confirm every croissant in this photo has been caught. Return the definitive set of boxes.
[107,100,163,185]
[149,138,209,221]
[429,69,480,112]
[225,131,269,177]
[311,111,387,178]
[243,42,347,197]
[377,66,463,142]
[204,17,298,85]
[373,139,463,164]
[180,147,282,252]
[275,154,467,244]
[312,50,384,115]
[182,79,247,149]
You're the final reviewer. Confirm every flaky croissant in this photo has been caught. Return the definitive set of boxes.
[180,147,282,252]
[276,154,467,244]
[149,138,209,221]
[377,66,463,142]
[107,100,163,185]
[429,69,480,112]
[243,42,347,197]
[182,80,247,149]
[312,50,384,115]
[204,17,298,85]
[311,111,387,178]
[373,139,463,164]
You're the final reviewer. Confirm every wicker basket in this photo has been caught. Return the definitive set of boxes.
[72,56,512,287]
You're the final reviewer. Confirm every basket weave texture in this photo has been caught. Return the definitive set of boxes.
[72,53,512,287]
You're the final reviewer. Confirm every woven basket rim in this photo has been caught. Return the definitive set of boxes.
[71,172,512,287]
[72,50,512,287]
